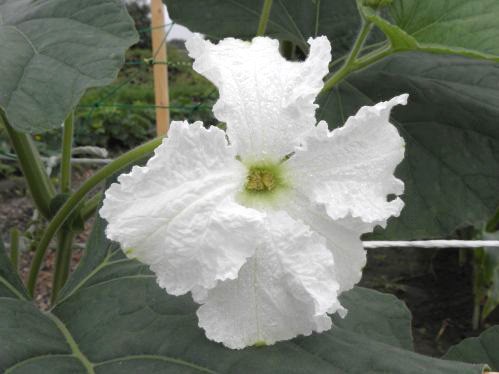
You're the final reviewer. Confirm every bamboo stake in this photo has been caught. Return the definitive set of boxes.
[150,0,170,135]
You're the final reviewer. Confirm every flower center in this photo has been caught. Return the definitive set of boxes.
[238,161,290,208]
[245,166,278,193]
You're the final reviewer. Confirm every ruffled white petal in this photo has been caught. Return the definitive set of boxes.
[186,34,331,161]
[151,196,263,295]
[100,121,264,295]
[286,194,367,293]
[196,211,342,349]
[287,94,408,229]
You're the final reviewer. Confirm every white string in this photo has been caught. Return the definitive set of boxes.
[363,240,499,248]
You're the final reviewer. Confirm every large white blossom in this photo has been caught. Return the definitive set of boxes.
[100,34,407,349]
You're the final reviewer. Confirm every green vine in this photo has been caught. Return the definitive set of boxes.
[256,0,273,36]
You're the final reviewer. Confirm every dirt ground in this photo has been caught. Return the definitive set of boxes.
[1,174,498,357]
[361,247,499,356]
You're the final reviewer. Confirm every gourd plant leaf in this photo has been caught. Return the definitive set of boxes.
[0,218,489,373]
[165,0,499,240]
[366,0,499,62]
[164,0,381,57]
[0,0,139,132]
[444,326,499,371]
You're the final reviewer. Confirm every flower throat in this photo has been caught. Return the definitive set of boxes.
[245,166,278,192]
[238,161,290,208]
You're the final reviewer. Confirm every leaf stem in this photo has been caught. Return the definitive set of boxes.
[322,14,397,93]
[322,20,373,92]
[60,113,74,194]
[256,0,273,36]
[51,230,75,303]
[328,41,389,69]
[9,228,20,270]
[322,44,392,93]
[52,113,76,301]
[1,111,56,219]
[346,21,373,67]
[81,193,103,222]
[27,137,164,296]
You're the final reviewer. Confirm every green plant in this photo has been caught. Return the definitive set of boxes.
[0,0,498,371]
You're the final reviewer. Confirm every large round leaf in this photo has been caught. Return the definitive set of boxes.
[0,218,488,373]
[0,0,138,132]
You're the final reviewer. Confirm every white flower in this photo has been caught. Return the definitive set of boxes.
[100,34,407,349]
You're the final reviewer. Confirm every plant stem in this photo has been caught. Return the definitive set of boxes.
[346,21,373,67]
[27,137,163,296]
[322,64,353,93]
[53,111,75,300]
[321,17,394,93]
[81,192,103,221]
[60,113,74,194]
[1,111,56,219]
[9,228,20,270]
[472,302,481,331]
[322,20,372,92]
[328,41,389,69]
[51,230,74,303]
[52,113,76,299]
[322,45,392,93]
[256,0,273,36]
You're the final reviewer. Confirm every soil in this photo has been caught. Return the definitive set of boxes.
[0,171,93,310]
[361,247,499,356]
[1,171,498,357]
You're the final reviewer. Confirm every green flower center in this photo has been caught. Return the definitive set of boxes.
[245,166,278,192]
[244,162,287,194]
[238,161,290,208]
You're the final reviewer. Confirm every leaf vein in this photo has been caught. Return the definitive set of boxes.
[0,276,27,300]
[93,355,220,373]
[46,313,95,374]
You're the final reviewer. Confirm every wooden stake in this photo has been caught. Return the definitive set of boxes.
[150,0,170,136]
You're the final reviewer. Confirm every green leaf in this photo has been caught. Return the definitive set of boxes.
[0,218,488,373]
[332,286,414,351]
[0,0,138,132]
[359,5,419,51]
[385,0,499,61]
[319,52,499,239]
[164,0,373,57]
[444,326,499,371]
[0,237,28,300]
